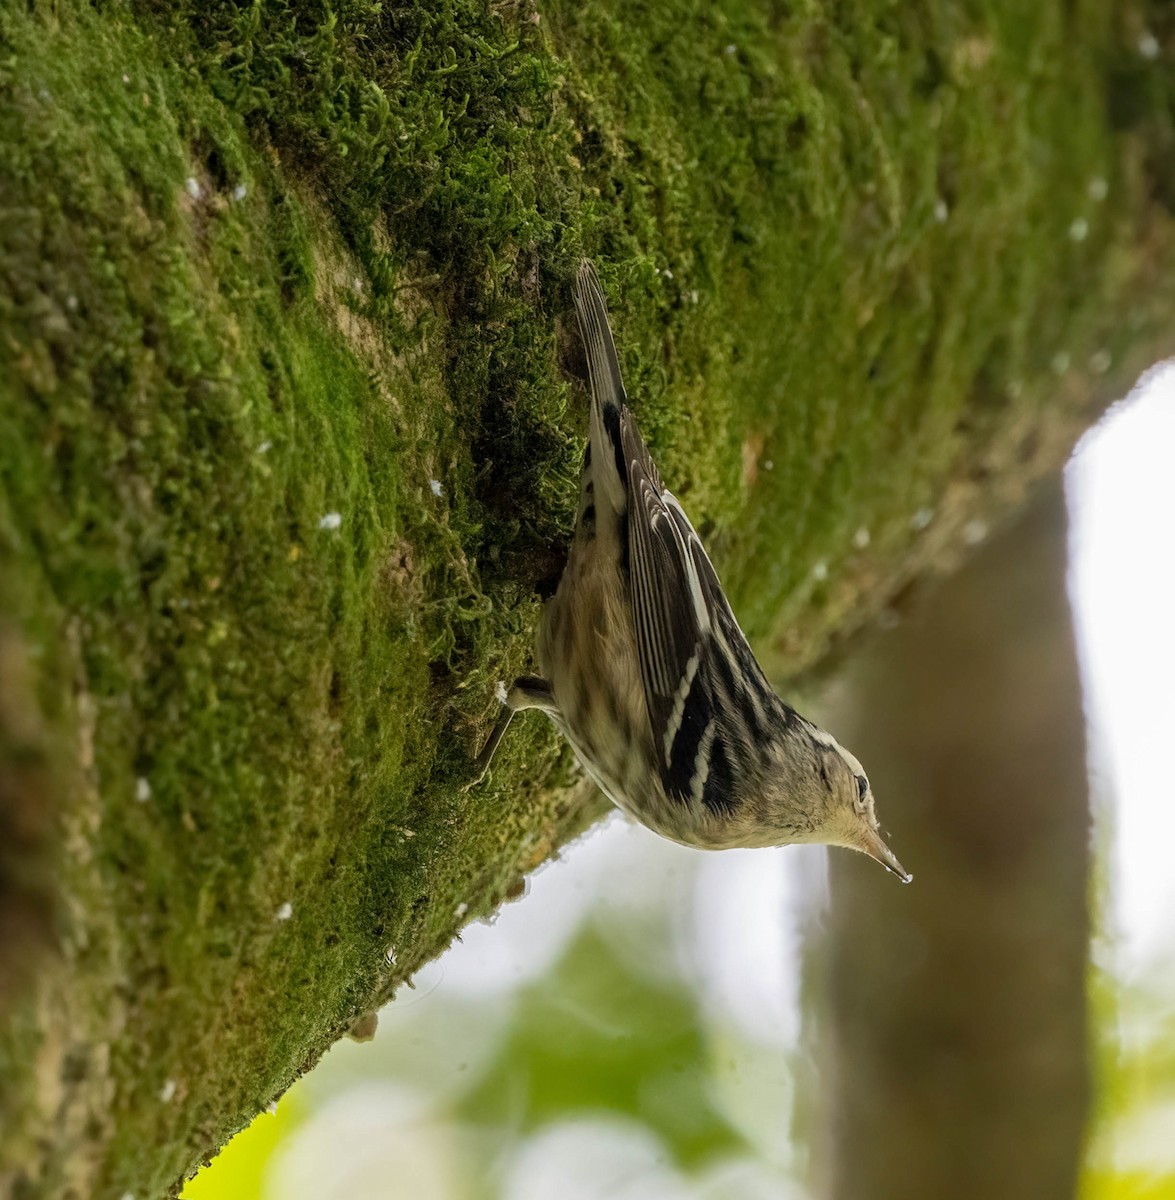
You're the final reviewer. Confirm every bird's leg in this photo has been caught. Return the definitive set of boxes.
[467,675,557,786]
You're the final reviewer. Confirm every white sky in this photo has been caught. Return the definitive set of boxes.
[1067,366,1175,969]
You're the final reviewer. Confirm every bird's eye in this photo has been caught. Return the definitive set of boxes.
[855,775,869,806]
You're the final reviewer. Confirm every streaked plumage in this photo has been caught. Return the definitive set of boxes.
[472,262,908,879]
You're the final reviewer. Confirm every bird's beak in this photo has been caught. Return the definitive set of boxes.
[858,826,912,883]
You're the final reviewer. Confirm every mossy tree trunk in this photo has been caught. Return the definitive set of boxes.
[1,1,1172,1196]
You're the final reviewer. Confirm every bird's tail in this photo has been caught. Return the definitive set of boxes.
[572,261,629,525]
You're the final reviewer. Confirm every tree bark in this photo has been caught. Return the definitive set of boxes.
[1,1,1167,1195]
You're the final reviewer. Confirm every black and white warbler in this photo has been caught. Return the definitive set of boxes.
[472,261,909,881]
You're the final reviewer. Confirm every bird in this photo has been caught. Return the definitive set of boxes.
[471,261,909,881]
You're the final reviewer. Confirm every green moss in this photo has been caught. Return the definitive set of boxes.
[2,0,1174,1194]
[0,3,580,1192]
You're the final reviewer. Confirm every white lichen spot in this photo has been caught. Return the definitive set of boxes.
[963,519,988,546]
[1068,217,1089,243]
[724,43,737,56]
[495,680,509,705]
[1088,176,1108,202]
[352,277,364,293]
[185,176,203,201]
[275,902,293,922]
[763,459,774,471]
[910,507,934,532]
[811,560,829,583]
[933,198,949,223]
[318,512,342,531]
[852,526,871,550]
[1139,31,1160,60]
[66,294,79,312]
[232,183,248,201]
[661,267,674,280]
[135,777,152,804]
[258,440,272,454]
[429,479,444,498]
[1050,351,1070,375]
[159,1079,177,1104]
[122,74,131,85]
[266,1100,279,1115]
[1089,348,1112,375]
[455,902,469,919]
[688,289,699,305]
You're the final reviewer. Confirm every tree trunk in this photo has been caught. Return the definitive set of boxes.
[0,2,1166,1195]
[818,478,1090,1200]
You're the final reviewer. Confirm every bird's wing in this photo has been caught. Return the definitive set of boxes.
[622,414,769,811]
[571,259,773,813]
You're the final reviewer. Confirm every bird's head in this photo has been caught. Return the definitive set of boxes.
[760,722,910,882]
[822,750,910,882]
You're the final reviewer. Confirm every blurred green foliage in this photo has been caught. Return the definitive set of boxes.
[1082,963,1175,1200]
[457,927,745,1169]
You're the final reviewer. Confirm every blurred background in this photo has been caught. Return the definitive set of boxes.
[182,369,1175,1200]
